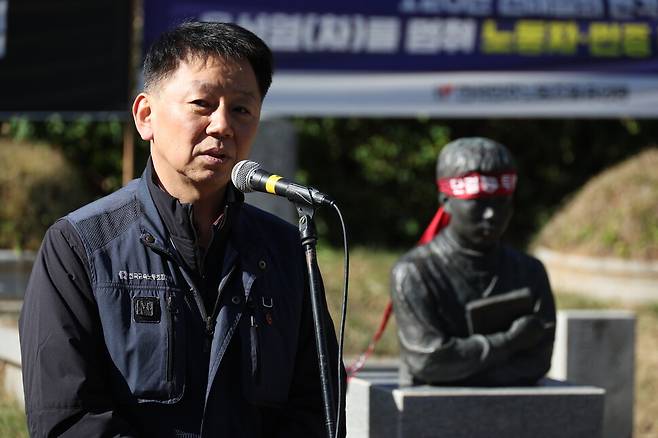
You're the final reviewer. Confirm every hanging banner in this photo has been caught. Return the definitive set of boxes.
[0,0,131,115]
[143,0,658,117]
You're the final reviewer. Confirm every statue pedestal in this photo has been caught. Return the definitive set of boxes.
[346,371,604,438]
[549,310,636,438]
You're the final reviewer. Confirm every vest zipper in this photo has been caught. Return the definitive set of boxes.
[249,313,260,383]
[166,290,175,382]
[184,284,214,353]
[204,316,215,353]
[204,265,238,352]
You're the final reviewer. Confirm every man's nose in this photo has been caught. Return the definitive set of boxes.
[207,107,233,138]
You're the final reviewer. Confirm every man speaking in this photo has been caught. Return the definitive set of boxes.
[19,21,344,437]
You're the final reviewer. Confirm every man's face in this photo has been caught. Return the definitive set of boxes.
[136,55,262,200]
[444,196,513,250]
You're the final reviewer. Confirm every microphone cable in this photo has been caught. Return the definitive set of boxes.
[330,202,349,438]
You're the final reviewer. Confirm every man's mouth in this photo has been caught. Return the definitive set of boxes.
[200,149,230,163]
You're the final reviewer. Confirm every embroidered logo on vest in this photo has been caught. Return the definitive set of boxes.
[133,297,161,323]
[118,270,167,281]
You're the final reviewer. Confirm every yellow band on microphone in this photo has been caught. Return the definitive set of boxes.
[265,175,283,194]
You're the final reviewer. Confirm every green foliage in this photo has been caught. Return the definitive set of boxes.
[294,118,450,247]
[3,115,130,195]
[1,115,655,251]
[295,117,654,249]
[0,140,92,250]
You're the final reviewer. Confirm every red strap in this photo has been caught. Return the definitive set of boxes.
[417,206,451,245]
[347,207,451,378]
[345,301,393,378]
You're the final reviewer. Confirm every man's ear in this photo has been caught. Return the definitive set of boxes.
[132,93,154,141]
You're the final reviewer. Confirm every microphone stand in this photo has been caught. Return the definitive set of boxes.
[296,202,336,438]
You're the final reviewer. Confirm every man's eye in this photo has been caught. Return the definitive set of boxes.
[191,100,210,108]
[234,106,251,115]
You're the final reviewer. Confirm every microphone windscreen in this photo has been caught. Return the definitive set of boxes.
[231,160,260,193]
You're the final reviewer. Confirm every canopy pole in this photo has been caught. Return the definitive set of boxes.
[122,121,135,185]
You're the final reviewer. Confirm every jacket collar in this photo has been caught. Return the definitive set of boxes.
[134,159,277,294]
[135,159,245,263]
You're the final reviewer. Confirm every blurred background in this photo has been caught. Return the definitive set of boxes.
[0,0,656,436]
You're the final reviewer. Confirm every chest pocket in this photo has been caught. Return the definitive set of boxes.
[238,284,299,404]
[94,284,186,403]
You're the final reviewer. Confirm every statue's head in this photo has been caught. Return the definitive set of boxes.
[437,137,516,250]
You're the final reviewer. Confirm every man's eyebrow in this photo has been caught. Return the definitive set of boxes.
[191,81,259,99]
[192,82,218,93]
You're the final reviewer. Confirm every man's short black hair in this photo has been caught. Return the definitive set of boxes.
[437,137,516,179]
[143,21,273,99]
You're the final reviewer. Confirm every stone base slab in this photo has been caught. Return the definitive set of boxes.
[347,371,604,438]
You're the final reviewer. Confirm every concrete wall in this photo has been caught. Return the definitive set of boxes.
[0,325,23,409]
[535,247,658,303]
[0,250,34,298]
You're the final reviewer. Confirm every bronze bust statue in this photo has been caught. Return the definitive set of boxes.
[391,137,556,386]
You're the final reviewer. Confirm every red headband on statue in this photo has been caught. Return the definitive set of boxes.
[438,171,517,199]
[418,171,517,244]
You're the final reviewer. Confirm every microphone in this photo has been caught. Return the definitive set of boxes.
[231,160,334,207]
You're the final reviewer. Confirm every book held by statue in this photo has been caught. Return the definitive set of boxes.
[466,288,533,335]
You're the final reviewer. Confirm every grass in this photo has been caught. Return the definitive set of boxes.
[0,385,26,437]
[532,147,658,260]
[0,318,27,437]
[318,245,401,358]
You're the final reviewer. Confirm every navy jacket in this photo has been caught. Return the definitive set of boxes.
[19,166,343,437]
